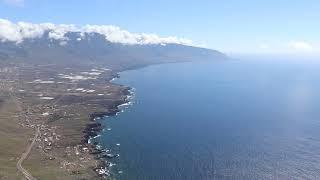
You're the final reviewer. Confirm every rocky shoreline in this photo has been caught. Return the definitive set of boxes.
[4,63,136,179]
[82,75,133,178]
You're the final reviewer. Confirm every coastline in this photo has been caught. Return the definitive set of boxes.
[70,60,222,178]
[81,61,201,178]
[83,72,134,178]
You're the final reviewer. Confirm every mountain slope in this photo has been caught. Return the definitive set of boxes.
[0,32,227,70]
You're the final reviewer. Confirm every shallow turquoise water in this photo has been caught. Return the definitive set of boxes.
[94,59,320,179]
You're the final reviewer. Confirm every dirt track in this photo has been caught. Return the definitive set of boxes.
[16,127,40,180]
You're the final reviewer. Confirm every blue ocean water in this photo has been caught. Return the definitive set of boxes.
[94,58,320,179]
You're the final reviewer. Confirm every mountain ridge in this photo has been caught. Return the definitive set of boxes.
[0,31,227,70]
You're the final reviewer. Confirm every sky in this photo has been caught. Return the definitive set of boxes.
[0,0,319,55]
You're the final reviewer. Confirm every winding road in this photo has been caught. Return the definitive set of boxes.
[16,127,40,180]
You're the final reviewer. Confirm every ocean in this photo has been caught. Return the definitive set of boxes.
[93,58,320,179]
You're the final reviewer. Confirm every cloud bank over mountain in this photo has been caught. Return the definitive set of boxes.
[0,18,193,46]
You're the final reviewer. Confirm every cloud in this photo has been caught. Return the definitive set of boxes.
[258,43,270,50]
[3,0,24,7]
[255,41,318,54]
[0,18,194,46]
[288,41,314,52]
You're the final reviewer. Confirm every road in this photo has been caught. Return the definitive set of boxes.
[16,127,40,180]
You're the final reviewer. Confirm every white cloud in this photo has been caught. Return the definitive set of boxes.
[288,41,314,52]
[3,0,24,7]
[48,24,77,40]
[17,22,47,39]
[258,43,270,50]
[0,18,194,46]
[255,41,318,54]
[0,19,21,42]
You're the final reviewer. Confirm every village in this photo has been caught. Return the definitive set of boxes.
[0,63,130,179]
